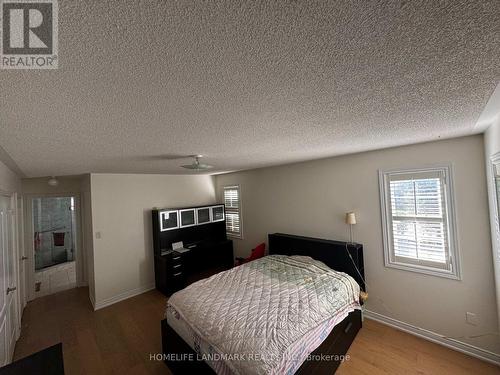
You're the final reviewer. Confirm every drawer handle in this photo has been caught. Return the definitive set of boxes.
[172,256,181,260]
[344,322,353,333]
[173,272,182,277]
[173,264,181,269]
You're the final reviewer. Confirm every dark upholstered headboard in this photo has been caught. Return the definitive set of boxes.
[268,233,365,291]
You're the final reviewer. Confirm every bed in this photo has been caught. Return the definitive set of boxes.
[161,233,365,374]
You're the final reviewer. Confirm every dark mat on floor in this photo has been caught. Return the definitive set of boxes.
[0,343,64,375]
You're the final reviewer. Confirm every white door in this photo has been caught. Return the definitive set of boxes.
[0,195,19,365]
[6,196,18,360]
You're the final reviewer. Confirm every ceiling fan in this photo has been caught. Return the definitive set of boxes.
[135,154,214,171]
[180,155,213,171]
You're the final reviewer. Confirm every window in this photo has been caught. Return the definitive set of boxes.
[379,166,460,279]
[223,185,242,238]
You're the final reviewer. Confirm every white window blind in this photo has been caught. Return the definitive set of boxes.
[380,167,460,279]
[223,185,242,238]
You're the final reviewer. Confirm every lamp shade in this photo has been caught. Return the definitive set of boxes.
[345,212,357,225]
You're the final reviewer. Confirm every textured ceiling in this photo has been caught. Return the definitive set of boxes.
[0,0,499,177]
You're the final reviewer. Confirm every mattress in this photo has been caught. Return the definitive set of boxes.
[166,255,360,375]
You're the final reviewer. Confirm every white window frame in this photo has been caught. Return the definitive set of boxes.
[379,165,461,280]
[223,185,243,239]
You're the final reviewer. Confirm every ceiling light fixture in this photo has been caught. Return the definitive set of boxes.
[48,176,59,187]
[181,155,213,171]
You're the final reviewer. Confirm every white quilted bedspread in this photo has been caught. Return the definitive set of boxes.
[167,255,360,375]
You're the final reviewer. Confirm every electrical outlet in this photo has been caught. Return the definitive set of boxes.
[466,312,478,326]
[95,231,102,239]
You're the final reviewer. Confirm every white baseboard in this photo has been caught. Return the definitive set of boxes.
[93,284,155,311]
[364,309,500,366]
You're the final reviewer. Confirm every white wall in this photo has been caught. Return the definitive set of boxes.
[484,120,500,328]
[89,173,216,309]
[81,175,94,302]
[215,135,500,357]
[21,176,83,195]
[0,160,20,193]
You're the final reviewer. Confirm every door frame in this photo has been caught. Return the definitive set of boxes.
[24,193,83,302]
[16,196,26,314]
[0,189,21,363]
[490,152,500,261]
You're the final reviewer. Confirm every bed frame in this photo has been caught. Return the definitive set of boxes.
[161,233,365,374]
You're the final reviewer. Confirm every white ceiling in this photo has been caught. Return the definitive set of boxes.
[0,1,499,178]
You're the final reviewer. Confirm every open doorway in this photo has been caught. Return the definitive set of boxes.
[28,196,79,299]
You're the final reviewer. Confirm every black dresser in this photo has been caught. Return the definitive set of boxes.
[152,205,234,296]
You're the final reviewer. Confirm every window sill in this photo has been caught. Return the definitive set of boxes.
[384,260,461,280]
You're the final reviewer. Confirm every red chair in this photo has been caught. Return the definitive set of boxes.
[235,243,266,266]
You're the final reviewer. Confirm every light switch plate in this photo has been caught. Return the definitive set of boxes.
[466,312,478,326]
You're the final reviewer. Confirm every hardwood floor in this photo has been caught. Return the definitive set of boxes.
[13,287,499,374]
